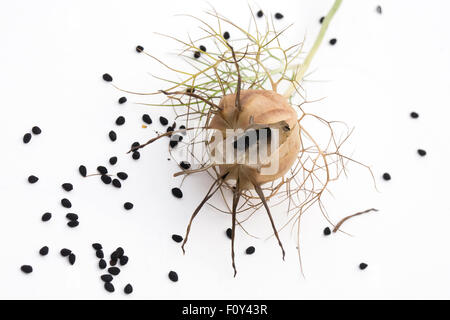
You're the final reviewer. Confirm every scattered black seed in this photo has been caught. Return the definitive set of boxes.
[97,166,108,175]
[92,243,102,250]
[60,248,72,257]
[131,141,140,149]
[62,183,73,192]
[110,259,117,266]
[136,45,144,53]
[199,45,206,52]
[172,234,183,243]
[115,247,124,258]
[61,198,72,208]
[109,156,118,165]
[99,259,107,269]
[108,267,121,276]
[319,16,325,24]
[329,38,337,45]
[169,140,178,148]
[168,271,178,282]
[111,251,119,260]
[179,125,186,130]
[223,31,230,40]
[159,116,168,126]
[112,179,121,188]
[28,175,39,184]
[257,10,263,18]
[23,133,32,143]
[104,282,115,293]
[68,253,76,265]
[67,220,79,228]
[193,51,201,59]
[79,165,87,177]
[132,151,140,160]
[382,173,391,181]
[171,187,183,199]
[142,114,152,124]
[118,96,127,104]
[124,284,133,294]
[96,250,104,259]
[359,263,368,270]
[226,228,232,239]
[66,213,78,221]
[417,149,427,156]
[41,212,52,222]
[109,130,117,142]
[274,12,284,19]
[119,256,129,266]
[376,5,382,14]
[410,111,419,119]
[103,73,113,82]
[101,274,113,283]
[323,227,331,236]
[179,161,191,170]
[32,126,42,135]
[245,246,255,255]
[115,116,125,126]
[101,175,112,184]
[117,172,128,180]
[124,202,134,210]
[21,265,33,274]
[39,246,49,256]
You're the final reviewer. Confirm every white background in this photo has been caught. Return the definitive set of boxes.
[1,0,450,299]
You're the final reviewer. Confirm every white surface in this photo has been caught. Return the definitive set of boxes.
[1,0,450,299]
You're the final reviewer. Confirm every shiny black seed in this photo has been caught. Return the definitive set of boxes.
[119,256,129,266]
[32,126,42,135]
[61,198,72,208]
[257,10,263,18]
[23,133,32,143]
[132,151,140,160]
[21,265,33,274]
[169,140,178,148]
[115,116,125,126]
[117,172,128,180]
[194,51,201,59]
[223,31,230,40]
[226,228,232,239]
[60,248,72,257]
[319,16,325,24]
[92,243,102,250]
[172,234,183,243]
[110,259,117,266]
[417,149,427,156]
[41,212,52,222]
[124,284,133,294]
[382,173,391,181]
[109,130,117,141]
[171,187,183,198]
[274,12,284,19]
[96,250,104,259]
[376,5,382,14]
[118,96,127,104]
[112,179,121,188]
[159,116,169,126]
[66,213,78,221]
[329,38,337,45]
[109,156,117,165]
[180,161,191,170]
[108,267,121,276]
[39,246,49,256]
[99,259,107,269]
[245,246,255,255]
[68,253,76,265]
[101,274,113,283]
[410,112,419,119]
[101,175,112,184]
[115,247,124,258]
[111,251,119,260]
[79,165,87,177]
[359,263,368,270]
[104,282,115,293]
[28,175,39,184]
[67,220,79,228]
[168,271,178,282]
[62,183,73,191]
[124,202,134,210]
[136,45,144,53]
[103,73,113,82]
[142,114,152,124]
[131,141,140,149]
[199,45,206,52]
[323,227,331,236]
[97,166,108,175]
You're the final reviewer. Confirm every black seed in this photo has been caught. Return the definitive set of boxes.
[97,166,108,175]
[109,130,117,141]
[110,259,117,266]
[32,126,42,135]
[274,12,284,19]
[67,220,79,228]
[66,213,78,221]
[124,284,133,294]
[115,247,124,258]
[417,149,427,156]
[131,141,140,149]
[257,10,263,18]
[115,116,125,126]
[41,212,52,222]
[21,265,33,274]
[111,251,119,260]
[223,31,230,40]
[171,187,183,199]
[382,173,391,181]
[169,140,178,148]
[96,250,104,259]
[172,234,183,243]
[117,172,128,180]
[319,16,325,24]
[112,179,121,188]
[136,45,144,53]
[101,274,113,283]
[109,156,117,165]
[376,5,382,14]
[193,51,201,59]
[61,198,72,208]
[79,165,87,177]
[245,246,255,255]
[62,183,73,192]
[323,227,331,236]
[168,271,178,282]
[186,87,195,93]
[118,96,127,104]
[68,253,76,265]
[119,256,129,266]
[180,161,191,170]
[159,116,168,126]
[99,259,107,269]
[329,38,337,45]
[199,45,206,52]
[23,133,32,143]
[226,228,232,239]
[132,151,140,160]
[28,175,39,184]
[101,175,112,184]
[60,248,72,257]
[104,282,115,293]
[124,202,134,210]
[179,125,186,135]
[92,243,102,250]
[410,111,419,119]
[359,263,368,270]
[108,267,121,276]
[39,246,49,256]
[103,73,113,82]
[142,114,152,124]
